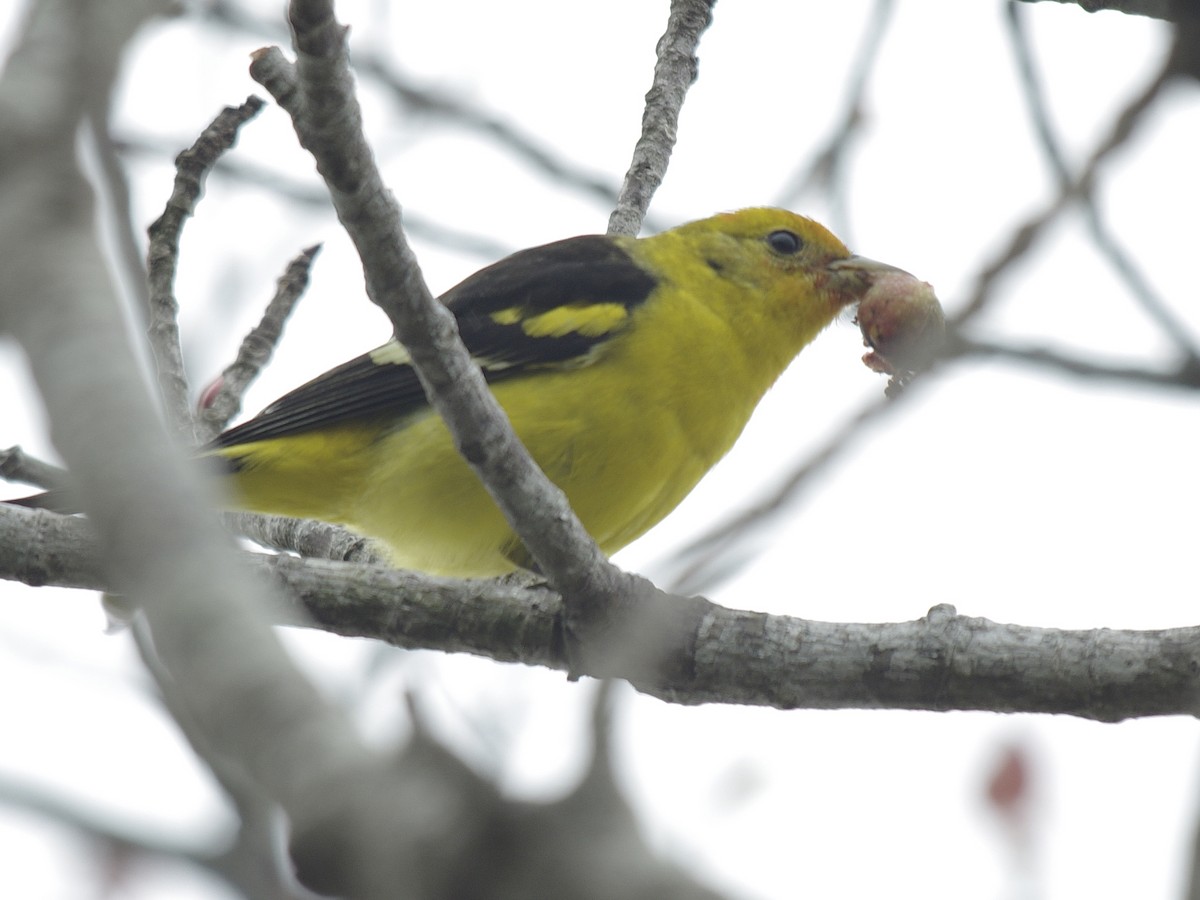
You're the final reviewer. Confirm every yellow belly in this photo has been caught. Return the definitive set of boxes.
[223,360,749,578]
[348,366,722,576]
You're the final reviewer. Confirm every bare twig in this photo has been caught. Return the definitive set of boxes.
[194,258,394,572]
[195,243,321,441]
[223,510,385,564]
[184,232,388,566]
[145,96,267,442]
[607,0,717,237]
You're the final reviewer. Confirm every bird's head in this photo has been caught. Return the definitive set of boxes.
[665,207,919,349]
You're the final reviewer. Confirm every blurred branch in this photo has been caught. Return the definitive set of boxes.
[85,103,152,324]
[0,726,321,900]
[205,0,640,222]
[0,740,313,900]
[355,52,627,215]
[1014,0,1186,21]
[774,0,895,241]
[0,773,218,872]
[146,96,267,441]
[658,393,898,596]
[195,243,321,441]
[947,333,1200,388]
[1186,770,1200,900]
[0,3,409,897]
[0,446,70,492]
[119,135,518,258]
[3,506,1200,722]
[953,36,1174,325]
[1172,14,1200,81]
[608,0,716,237]
[128,618,320,900]
[1005,1,1200,362]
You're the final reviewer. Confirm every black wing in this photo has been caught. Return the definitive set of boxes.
[211,235,657,449]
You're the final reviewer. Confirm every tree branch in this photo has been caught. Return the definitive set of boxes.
[84,102,152,325]
[145,96,267,441]
[4,503,1198,723]
[0,445,70,492]
[608,0,716,237]
[195,243,321,441]
[223,509,385,564]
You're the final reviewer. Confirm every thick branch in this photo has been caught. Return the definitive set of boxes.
[0,4,410,895]
[212,563,1200,723]
[4,504,1197,723]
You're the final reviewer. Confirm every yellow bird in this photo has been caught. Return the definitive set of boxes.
[210,208,908,576]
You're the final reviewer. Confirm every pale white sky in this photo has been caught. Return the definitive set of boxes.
[2,2,1197,898]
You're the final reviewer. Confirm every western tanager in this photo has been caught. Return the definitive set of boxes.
[206,208,926,576]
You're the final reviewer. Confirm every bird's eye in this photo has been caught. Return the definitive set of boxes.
[767,230,803,255]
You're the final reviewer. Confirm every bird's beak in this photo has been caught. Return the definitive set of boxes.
[822,255,915,309]
[828,255,914,277]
